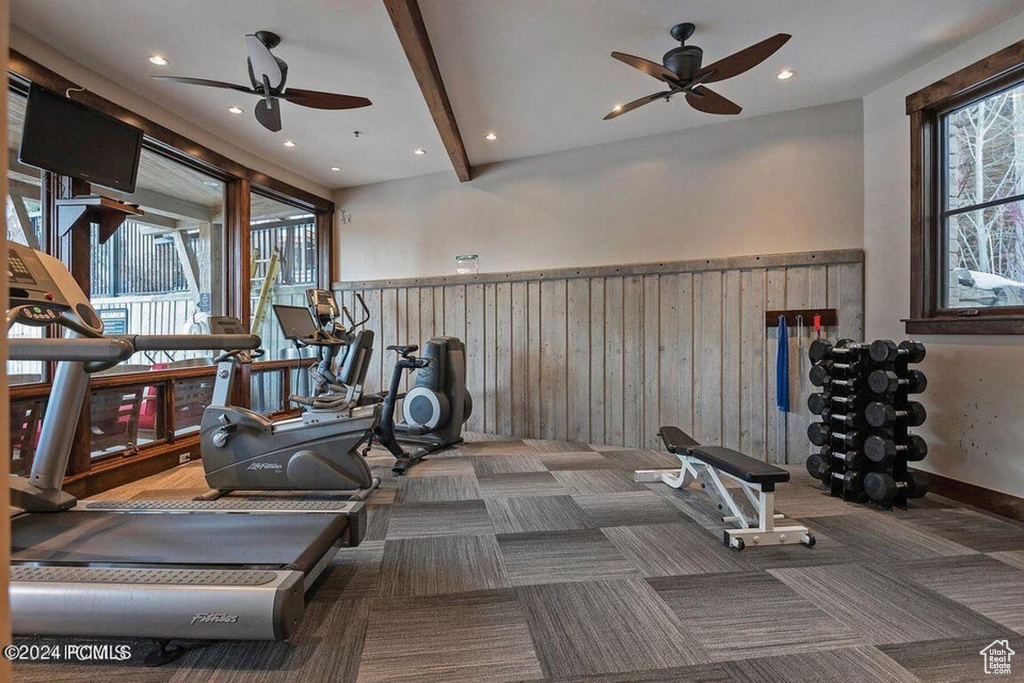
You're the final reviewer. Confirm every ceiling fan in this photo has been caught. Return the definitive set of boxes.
[152,30,372,132]
[605,23,790,120]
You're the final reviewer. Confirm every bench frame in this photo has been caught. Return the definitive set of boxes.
[636,433,814,551]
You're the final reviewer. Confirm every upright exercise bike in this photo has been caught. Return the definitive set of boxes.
[369,338,473,474]
[198,304,381,500]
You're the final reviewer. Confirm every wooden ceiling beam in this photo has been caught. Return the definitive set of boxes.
[383,0,471,182]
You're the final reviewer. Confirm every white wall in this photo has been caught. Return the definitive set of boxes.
[11,27,331,201]
[863,11,1024,497]
[335,100,864,281]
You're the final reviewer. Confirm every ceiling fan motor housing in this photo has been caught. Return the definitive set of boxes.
[663,45,703,80]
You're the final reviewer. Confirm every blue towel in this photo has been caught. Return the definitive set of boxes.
[776,315,789,412]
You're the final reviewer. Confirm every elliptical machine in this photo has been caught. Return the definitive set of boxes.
[198,304,381,500]
[368,337,473,474]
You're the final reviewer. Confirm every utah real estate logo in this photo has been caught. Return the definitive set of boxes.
[980,639,1015,675]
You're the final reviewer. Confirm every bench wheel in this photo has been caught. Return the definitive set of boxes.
[730,537,745,551]
[801,533,816,547]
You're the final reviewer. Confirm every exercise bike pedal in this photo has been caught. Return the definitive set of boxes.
[391,454,425,475]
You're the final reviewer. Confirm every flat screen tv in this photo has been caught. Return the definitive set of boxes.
[19,83,143,193]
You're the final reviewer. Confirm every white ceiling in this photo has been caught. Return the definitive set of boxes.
[11,0,1024,190]
[9,0,452,188]
[421,0,1024,165]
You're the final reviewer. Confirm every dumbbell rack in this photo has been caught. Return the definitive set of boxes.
[805,339,929,509]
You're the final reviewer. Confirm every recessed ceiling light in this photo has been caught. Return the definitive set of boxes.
[613,104,623,112]
[777,69,795,80]
[414,148,426,155]
[149,55,169,66]
[485,132,498,141]
[283,140,296,147]
[201,180,220,187]
[330,166,341,172]
[227,105,243,114]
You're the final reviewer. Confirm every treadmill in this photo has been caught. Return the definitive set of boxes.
[7,243,364,654]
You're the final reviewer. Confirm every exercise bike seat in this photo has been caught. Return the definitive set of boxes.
[386,344,418,356]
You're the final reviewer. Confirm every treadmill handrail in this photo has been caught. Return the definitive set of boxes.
[7,334,261,361]
[8,337,135,362]
[128,333,261,352]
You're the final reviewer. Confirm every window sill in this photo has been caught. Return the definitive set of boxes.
[903,317,1024,335]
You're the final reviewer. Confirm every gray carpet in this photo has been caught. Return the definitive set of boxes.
[11,435,1024,682]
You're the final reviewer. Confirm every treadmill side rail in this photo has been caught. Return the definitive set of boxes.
[11,567,304,641]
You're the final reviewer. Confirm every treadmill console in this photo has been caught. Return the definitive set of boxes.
[7,243,72,325]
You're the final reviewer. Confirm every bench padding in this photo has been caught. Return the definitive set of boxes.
[690,446,790,485]
[660,425,789,486]
[659,426,701,455]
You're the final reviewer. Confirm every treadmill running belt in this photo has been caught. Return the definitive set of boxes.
[12,511,350,572]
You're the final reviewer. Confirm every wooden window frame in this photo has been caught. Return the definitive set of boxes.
[906,38,1024,334]
[6,51,336,484]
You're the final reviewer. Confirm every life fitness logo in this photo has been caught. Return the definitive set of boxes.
[980,639,1015,675]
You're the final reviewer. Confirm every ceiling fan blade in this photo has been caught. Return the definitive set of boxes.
[604,91,670,120]
[281,88,372,110]
[610,52,678,83]
[685,86,742,115]
[151,75,257,95]
[694,33,791,83]
[254,98,283,132]
[246,34,284,91]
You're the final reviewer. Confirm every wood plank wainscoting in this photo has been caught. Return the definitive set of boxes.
[334,249,864,465]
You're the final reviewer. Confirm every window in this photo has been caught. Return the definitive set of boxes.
[6,88,46,384]
[943,82,1024,309]
[91,147,226,370]
[248,193,318,413]
[907,38,1024,333]
[6,51,333,485]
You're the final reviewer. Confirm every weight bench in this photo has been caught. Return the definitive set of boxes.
[635,426,815,550]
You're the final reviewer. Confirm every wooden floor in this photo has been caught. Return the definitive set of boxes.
[12,434,1024,682]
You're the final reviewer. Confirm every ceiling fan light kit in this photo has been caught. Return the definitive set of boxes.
[605,22,791,120]
[152,29,372,132]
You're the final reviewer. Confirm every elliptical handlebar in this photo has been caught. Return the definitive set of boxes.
[345,293,370,335]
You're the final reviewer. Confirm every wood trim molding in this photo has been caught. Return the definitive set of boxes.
[906,37,1024,113]
[334,248,865,290]
[383,0,471,182]
[63,439,200,499]
[916,468,1024,523]
[8,50,334,213]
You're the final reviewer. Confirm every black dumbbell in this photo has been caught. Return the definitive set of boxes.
[806,452,829,481]
[808,423,863,448]
[826,448,867,469]
[818,407,865,429]
[864,471,929,506]
[868,339,926,364]
[807,392,860,415]
[864,434,928,465]
[831,468,865,493]
[809,361,865,388]
[868,369,928,395]
[864,401,927,428]
[808,338,864,363]
[809,370,866,390]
